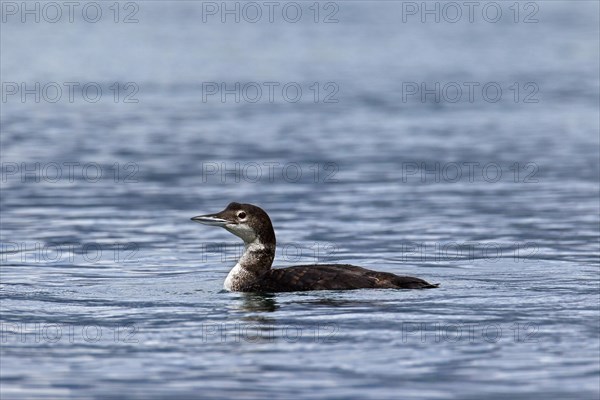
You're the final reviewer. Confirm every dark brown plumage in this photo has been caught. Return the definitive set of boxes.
[247,264,439,292]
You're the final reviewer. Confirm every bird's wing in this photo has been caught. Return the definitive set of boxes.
[248,264,437,292]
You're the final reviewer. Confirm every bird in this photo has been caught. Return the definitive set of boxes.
[191,202,439,292]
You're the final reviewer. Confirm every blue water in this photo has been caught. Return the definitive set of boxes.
[1,1,599,399]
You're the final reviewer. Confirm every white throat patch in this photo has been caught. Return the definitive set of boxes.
[225,223,257,243]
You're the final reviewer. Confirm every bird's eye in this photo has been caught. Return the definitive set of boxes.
[237,211,246,219]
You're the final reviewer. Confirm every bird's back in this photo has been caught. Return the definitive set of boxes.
[247,264,439,292]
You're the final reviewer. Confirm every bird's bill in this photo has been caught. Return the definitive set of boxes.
[190,214,232,227]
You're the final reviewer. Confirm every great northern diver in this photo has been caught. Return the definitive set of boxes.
[191,202,439,292]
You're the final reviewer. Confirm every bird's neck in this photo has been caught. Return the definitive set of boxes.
[224,239,275,291]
